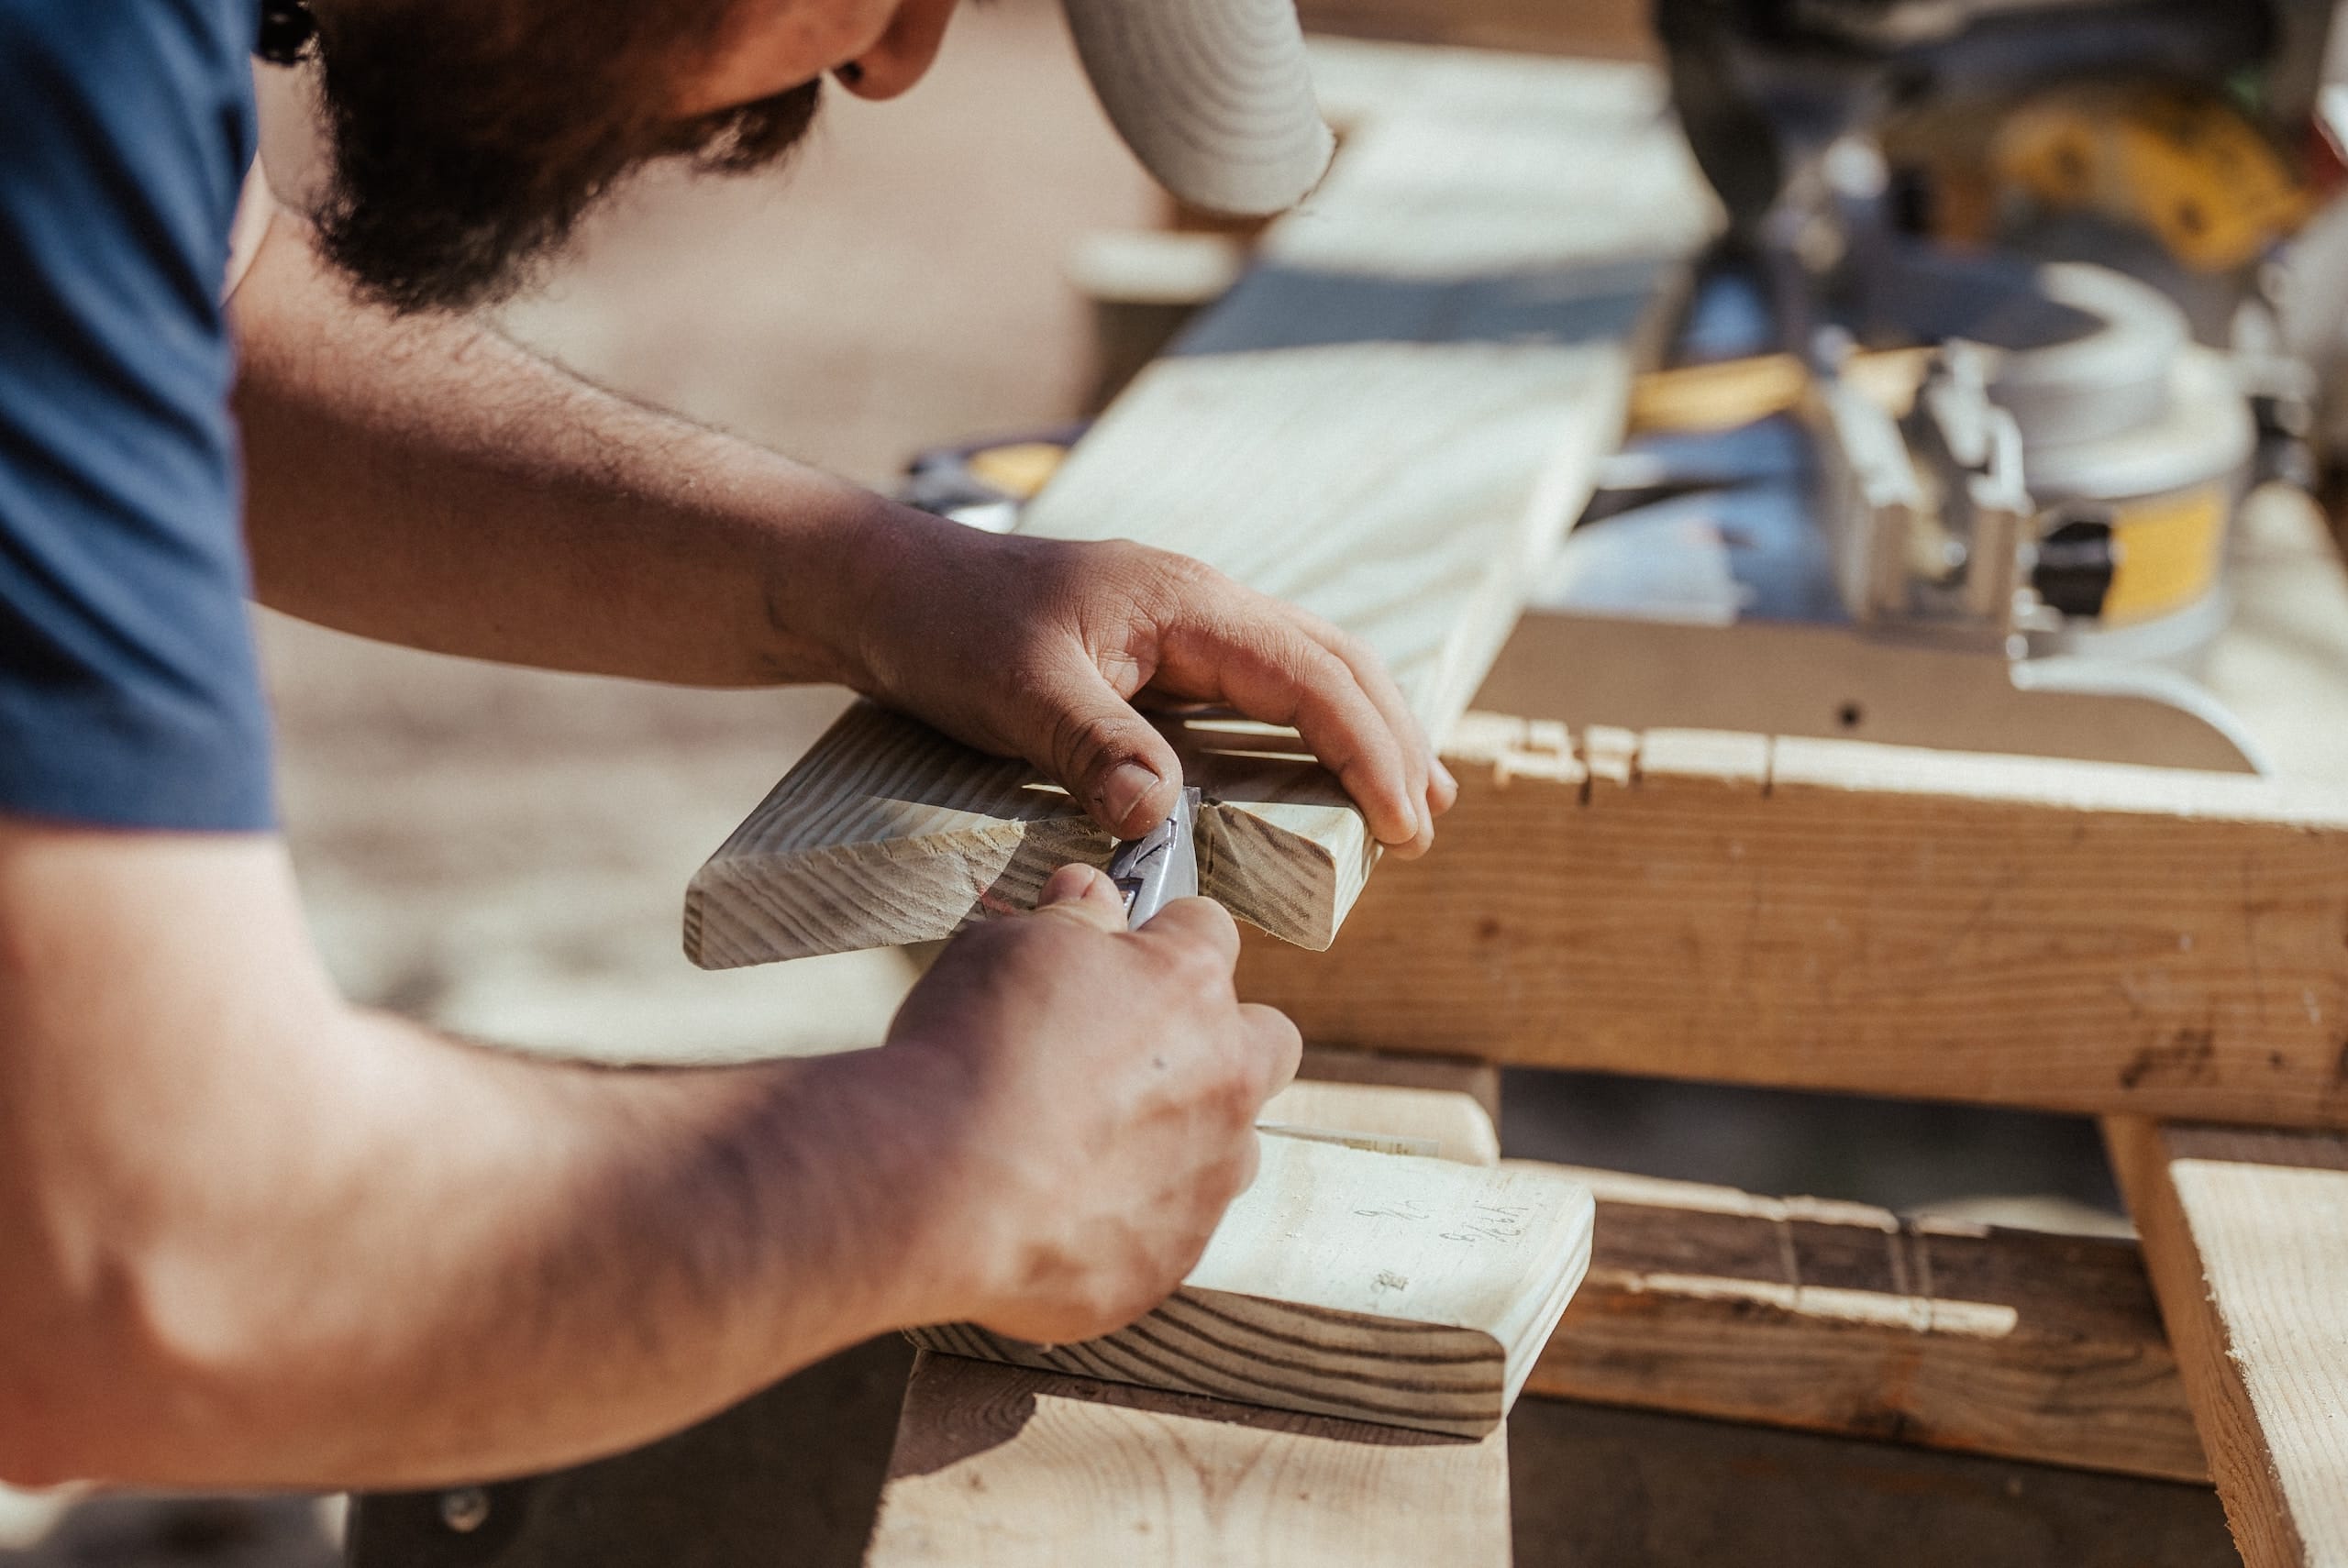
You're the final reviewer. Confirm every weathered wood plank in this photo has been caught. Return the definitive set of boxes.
[1509,1397,2236,1568]
[908,1134,1591,1438]
[2107,1119,2348,1567]
[1534,1166,2204,1483]
[1239,713,2348,1128]
[864,1353,1510,1568]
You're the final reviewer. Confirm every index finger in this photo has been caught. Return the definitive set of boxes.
[1159,612,1425,852]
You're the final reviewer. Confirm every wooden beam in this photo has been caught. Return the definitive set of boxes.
[908,1134,1590,1437]
[1534,1167,2205,1484]
[1239,713,2348,1129]
[2106,1119,2348,1566]
[865,1353,1510,1568]
[1508,1397,2237,1568]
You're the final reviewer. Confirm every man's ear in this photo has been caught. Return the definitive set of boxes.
[835,0,958,101]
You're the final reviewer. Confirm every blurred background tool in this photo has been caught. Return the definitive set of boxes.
[1475,0,2348,772]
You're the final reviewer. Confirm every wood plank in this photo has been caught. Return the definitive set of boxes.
[907,1134,1590,1437]
[1261,1077,1500,1165]
[2107,1119,2348,1567]
[1508,1397,2236,1568]
[684,54,1712,970]
[1534,1166,2205,1483]
[1239,712,2348,1129]
[685,342,1627,966]
[865,1353,1510,1568]
[1297,1043,1502,1127]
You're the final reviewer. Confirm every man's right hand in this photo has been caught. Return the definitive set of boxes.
[885,864,1301,1345]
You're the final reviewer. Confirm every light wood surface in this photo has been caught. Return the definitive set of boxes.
[2107,1119,2348,1567]
[864,1353,1511,1568]
[685,54,1711,969]
[1297,1043,1503,1125]
[1240,712,2348,1128]
[1536,1166,2205,1483]
[1261,1077,1500,1165]
[909,1134,1591,1437]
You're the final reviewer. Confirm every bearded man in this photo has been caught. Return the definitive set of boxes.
[0,0,1453,1485]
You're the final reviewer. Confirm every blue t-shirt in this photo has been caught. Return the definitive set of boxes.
[0,0,273,829]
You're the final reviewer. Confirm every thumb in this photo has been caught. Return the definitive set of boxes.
[1027,664,1184,838]
[1033,863,1129,933]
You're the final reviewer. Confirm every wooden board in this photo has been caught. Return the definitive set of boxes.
[908,1134,1591,1438]
[864,1353,1510,1568]
[1535,1166,2205,1483]
[2107,1119,2348,1567]
[685,343,1626,966]
[1239,712,2348,1129]
[1507,1397,2236,1568]
[684,53,1713,969]
[1261,1076,1500,1165]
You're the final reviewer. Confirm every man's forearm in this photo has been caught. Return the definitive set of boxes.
[230,204,915,689]
[0,831,969,1489]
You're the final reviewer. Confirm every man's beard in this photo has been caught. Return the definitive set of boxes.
[309,2,822,315]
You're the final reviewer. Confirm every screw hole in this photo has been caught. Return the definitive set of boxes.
[1836,701,1864,730]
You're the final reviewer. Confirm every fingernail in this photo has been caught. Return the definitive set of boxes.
[1433,757,1457,793]
[1100,762,1160,832]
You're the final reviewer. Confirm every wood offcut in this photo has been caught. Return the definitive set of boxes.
[684,55,1711,969]
[908,1133,1593,1438]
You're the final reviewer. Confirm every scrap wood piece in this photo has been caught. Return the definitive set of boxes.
[1534,1166,2204,1484]
[864,1353,1511,1568]
[683,46,1716,972]
[2106,1119,2348,1568]
[686,341,1626,966]
[908,1134,1593,1438]
[1238,713,2348,1129]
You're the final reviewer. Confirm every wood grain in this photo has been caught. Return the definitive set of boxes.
[1239,712,2348,1128]
[1536,1166,2205,1483]
[686,342,1625,966]
[908,1134,1591,1438]
[685,54,1711,969]
[2107,1119,2348,1566]
[864,1353,1510,1567]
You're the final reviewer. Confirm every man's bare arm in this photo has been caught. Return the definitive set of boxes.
[0,822,1291,1489]
[230,205,1453,850]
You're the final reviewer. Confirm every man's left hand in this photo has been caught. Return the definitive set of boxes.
[838,513,1456,855]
